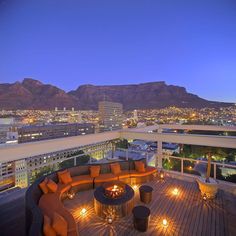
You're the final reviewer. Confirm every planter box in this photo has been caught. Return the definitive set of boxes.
[196,176,218,199]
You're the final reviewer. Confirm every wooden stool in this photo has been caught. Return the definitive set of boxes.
[139,185,153,204]
[132,205,150,232]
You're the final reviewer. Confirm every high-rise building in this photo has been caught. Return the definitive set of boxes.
[98,101,123,131]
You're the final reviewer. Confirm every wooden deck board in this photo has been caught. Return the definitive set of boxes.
[181,181,197,236]
[64,176,236,236]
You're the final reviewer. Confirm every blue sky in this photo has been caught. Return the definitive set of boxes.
[0,0,235,102]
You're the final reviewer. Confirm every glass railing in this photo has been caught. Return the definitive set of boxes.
[1,148,236,191]
[162,155,236,184]
[162,156,181,173]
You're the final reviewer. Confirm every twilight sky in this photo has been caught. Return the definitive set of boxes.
[0,0,236,102]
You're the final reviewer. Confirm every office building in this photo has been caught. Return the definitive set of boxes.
[18,123,95,143]
[98,101,123,131]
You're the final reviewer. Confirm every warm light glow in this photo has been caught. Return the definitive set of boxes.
[68,193,74,199]
[104,182,125,198]
[172,188,179,195]
[203,194,207,201]
[189,166,192,170]
[107,216,113,224]
[68,191,75,200]
[133,185,138,190]
[112,185,118,191]
[81,208,87,215]
[162,219,168,227]
[160,169,165,179]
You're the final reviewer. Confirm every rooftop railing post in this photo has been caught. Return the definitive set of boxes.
[74,156,76,166]
[181,158,184,175]
[157,128,163,168]
[214,163,217,179]
[154,152,159,168]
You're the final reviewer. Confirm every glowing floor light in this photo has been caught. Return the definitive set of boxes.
[81,208,87,216]
[162,219,168,227]
[172,188,179,196]
[133,185,138,191]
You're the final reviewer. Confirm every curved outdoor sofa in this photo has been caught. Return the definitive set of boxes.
[25,159,157,236]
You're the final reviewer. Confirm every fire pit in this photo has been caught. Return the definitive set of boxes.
[103,181,126,199]
[94,181,134,219]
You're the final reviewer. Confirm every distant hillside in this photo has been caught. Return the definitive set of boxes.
[69,81,232,110]
[0,79,232,110]
[0,79,77,110]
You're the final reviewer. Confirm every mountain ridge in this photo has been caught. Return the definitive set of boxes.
[0,78,233,110]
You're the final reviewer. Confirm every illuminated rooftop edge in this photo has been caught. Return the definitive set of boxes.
[0,125,235,163]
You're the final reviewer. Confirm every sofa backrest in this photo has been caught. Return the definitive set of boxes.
[69,165,90,177]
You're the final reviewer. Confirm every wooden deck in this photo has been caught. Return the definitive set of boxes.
[64,176,236,236]
[0,176,235,236]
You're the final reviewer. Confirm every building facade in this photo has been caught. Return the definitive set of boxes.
[18,123,95,143]
[0,161,15,191]
[98,101,123,132]
[24,141,114,186]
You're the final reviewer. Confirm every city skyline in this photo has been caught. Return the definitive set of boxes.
[0,0,236,103]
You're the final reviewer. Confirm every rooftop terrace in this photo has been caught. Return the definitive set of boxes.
[0,124,236,236]
[1,174,235,236]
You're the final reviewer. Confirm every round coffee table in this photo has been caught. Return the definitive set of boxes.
[139,185,153,204]
[132,205,151,232]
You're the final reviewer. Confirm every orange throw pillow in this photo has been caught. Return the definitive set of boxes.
[135,161,146,173]
[52,212,68,236]
[57,169,68,183]
[90,165,100,178]
[43,215,56,236]
[39,178,49,194]
[110,163,121,175]
[60,171,72,184]
[47,179,58,193]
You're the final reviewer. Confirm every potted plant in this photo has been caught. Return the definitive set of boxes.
[197,149,219,199]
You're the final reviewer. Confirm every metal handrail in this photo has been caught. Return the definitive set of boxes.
[162,155,236,168]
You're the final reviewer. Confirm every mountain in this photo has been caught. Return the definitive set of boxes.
[0,78,77,110]
[0,79,233,110]
[69,81,232,110]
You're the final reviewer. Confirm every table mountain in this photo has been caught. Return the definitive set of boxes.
[69,82,232,110]
[0,79,232,110]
